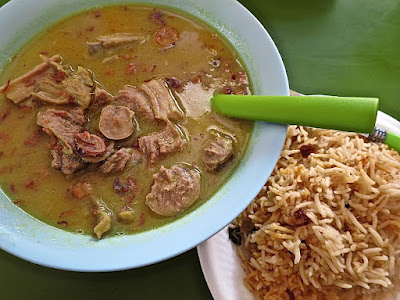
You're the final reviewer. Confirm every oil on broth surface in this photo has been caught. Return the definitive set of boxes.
[0,5,252,238]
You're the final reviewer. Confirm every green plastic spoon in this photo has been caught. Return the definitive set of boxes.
[211,94,400,152]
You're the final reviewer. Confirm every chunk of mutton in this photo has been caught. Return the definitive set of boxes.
[146,165,201,216]
[114,78,184,122]
[99,105,135,140]
[138,120,186,165]
[100,148,140,174]
[115,86,155,121]
[0,55,64,104]
[141,79,183,121]
[50,147,85,175]
[90,86,112,110]
[37,108,109,168]
[87,33,145,55]
[203,137,234,172]
[62,67,93,108]
[0,55,94,108]
[36,108,85,154]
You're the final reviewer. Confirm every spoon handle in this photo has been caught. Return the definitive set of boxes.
[384,131,400,153]
[211,94,379,133]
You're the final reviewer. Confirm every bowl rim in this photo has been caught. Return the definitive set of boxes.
[0,0,289,271]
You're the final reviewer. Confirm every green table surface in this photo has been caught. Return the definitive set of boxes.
[1,0,399,299]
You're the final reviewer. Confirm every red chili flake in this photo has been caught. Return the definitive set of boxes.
[24,130,42,146]
[57,221,69,227]
[203,43,216,50]
[191,75,202,84]
[0,79,10,93]
[59,210,74,218]
[86,26,94,32]
[0,132,9,143]
[299,144,317,158]
[19,105,34,112]
[24,180,35,190]
[150,64,157,72]
[231,74,237,80]
[120,54,132,60]
[362,156,370,166]
[0,152,3,157]
[69,182,92,200]
[40,51,48,55]
[0,166,12,174]
[155,19,166,26]
[9,184,16,193]
[126,63,137,74]
[105,70,115,75]
[137,213,146,226]
[94,11,101,18]
[13,200,22,205]
[0,107,11,121]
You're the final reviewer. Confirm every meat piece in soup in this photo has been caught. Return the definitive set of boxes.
[87,32,145,55]
[100,148,138,174]
[146,165,201,216]
[138,120,187,165]
[115,78,184,122]
[36,108,86,154]
[0,55,63,104]
[115,86,155,121]
[0,5,253,239]
[203,137,234,172]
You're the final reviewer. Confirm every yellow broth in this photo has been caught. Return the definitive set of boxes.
[0,5,252,237]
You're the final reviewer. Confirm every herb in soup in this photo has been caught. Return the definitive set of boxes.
[0,5,252,239]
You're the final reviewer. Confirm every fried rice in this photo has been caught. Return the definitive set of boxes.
[232,126,400,300]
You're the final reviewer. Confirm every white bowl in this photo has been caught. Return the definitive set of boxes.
[0,0,288,271]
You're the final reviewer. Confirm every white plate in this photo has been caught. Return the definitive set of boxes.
[197,111,400,300]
